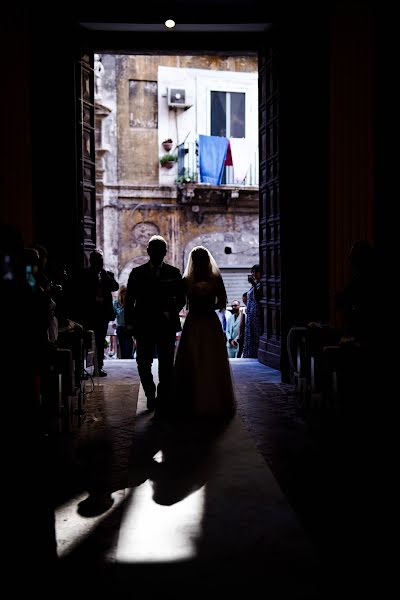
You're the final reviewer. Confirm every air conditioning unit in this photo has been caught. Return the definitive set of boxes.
[167,87,191,109]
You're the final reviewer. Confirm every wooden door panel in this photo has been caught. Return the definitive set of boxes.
[258,46,281,369]
[76,50,96,268]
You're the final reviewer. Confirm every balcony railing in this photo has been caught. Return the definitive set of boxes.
[177,142,198,183]
[177,142,259,187]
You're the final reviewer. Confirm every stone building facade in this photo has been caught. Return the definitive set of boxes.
[95,54,259,303]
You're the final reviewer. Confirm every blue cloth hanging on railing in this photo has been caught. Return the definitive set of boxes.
[198,135,228,185]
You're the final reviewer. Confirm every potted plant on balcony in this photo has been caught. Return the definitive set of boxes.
[160,153,177,169]
[176,169,198,184]
[162,138,173,151]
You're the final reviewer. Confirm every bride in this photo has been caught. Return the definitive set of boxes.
[174,246,236,419]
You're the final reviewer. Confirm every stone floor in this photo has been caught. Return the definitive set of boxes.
[17,358,387,597]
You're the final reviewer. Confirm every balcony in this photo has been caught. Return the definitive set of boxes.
[176,141,258,221]
[176,141,259,187]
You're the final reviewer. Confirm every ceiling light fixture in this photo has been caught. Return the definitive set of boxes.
[165,19,176,29]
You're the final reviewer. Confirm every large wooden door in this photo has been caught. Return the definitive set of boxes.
[258,45,281,370]
[75,50,96,267]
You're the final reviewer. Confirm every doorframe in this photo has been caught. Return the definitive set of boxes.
[75,24,282,371]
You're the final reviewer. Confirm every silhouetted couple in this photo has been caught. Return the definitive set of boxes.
[125,236,236,420]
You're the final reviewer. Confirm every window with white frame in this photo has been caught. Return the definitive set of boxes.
[211,91,246,138]
[211,91,247,184]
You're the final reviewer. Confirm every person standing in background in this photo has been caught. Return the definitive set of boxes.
[216,307,228,333]
[237,291,247,358]
[226,299,241,358]
[243,265,262,358]
[76,250,119,377]
[113,285,135,359]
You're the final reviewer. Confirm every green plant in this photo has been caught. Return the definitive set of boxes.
[176,168,197,183]
[160,153,177,166]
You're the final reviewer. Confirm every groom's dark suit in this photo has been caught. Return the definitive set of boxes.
[125,261,185,411]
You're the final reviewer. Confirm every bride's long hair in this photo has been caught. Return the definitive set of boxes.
[183,246,221,282]
[184,246,227,309]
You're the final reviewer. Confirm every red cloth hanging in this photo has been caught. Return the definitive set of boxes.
[224,139,233,166]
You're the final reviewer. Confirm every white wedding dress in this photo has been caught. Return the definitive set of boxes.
[174,279,236,419]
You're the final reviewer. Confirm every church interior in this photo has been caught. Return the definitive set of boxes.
[1,2,392,597]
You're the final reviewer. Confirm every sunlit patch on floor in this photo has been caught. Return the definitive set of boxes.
[116,482,205,562]
[56,490,125,558]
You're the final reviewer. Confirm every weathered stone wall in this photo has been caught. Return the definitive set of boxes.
[95,54,259,288]
[115,191,258,287]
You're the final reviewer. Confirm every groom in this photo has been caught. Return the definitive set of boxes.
[125,235,185,416]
